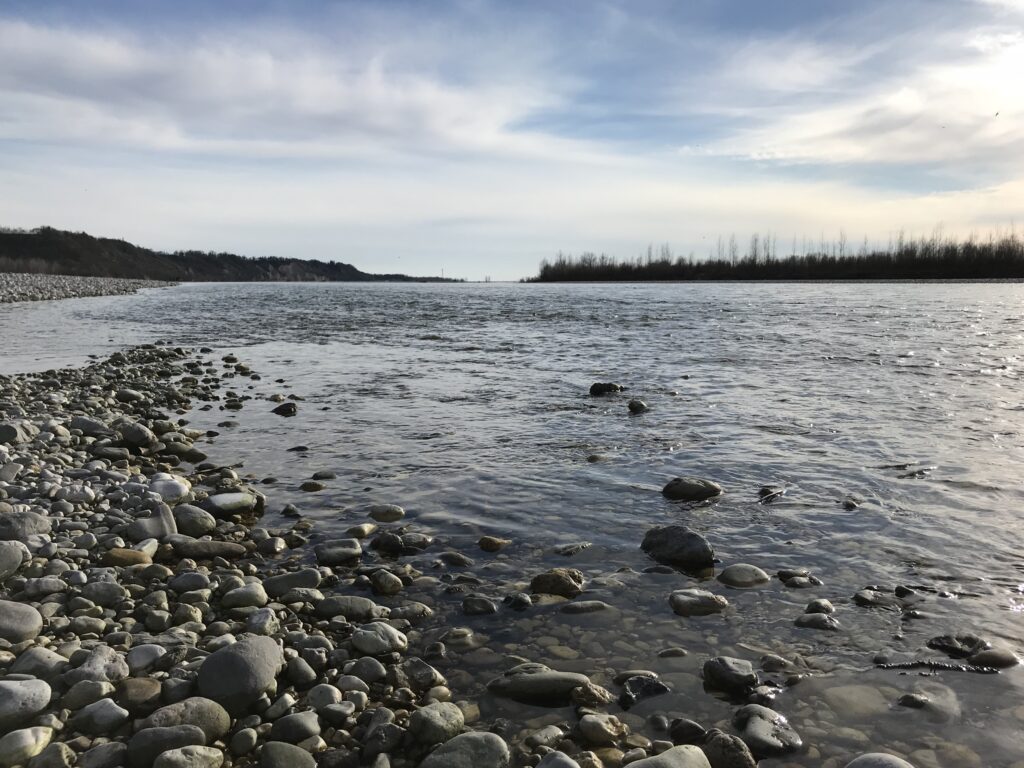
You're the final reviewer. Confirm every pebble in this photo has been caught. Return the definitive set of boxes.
[844,755,916,768]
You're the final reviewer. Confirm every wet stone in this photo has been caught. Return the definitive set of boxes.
[732,704,802,758]
[662,477,723,502]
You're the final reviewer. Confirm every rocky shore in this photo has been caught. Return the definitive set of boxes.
[0,348,1018,768]
[0,273,175,305]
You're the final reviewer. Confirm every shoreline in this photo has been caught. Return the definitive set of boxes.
[0,340,1018,768]
[0,273,177,305]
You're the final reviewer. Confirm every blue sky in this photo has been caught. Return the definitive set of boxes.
[1,0,1022,279]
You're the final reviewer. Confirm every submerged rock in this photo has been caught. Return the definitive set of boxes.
[641,526,715,571]
[487,663,592,706]
[732,704,802,758]
[669,589,728,617]
[662,477,723,502]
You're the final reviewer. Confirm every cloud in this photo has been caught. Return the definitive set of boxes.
[0,16,594,162]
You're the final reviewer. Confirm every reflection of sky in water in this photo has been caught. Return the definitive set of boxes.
[4,281,1024,765]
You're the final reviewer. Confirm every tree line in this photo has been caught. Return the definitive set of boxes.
[528,231,1024,281]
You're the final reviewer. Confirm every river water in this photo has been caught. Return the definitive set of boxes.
[3,282,1023,767]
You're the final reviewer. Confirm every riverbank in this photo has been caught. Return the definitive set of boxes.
[0,273,176,304]
[0,343,942,768]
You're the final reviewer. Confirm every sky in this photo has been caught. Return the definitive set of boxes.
[1,0,1022,280]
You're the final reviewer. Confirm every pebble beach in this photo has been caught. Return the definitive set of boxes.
[0,274,176,305]
[0,277,1021,768]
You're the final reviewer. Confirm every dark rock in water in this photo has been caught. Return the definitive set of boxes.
[732,704,802,758]
[555,541,592,556]
[898,693,929,709]
[487,663,591,706]
[703,657,757,693]
[795,613,840,631]
[927,633,990,658]
[853,588,902,610]
[628,398,649,413]
[196,635,284,715]
[641,526,715,571]
[702,728,757,768]
[969,647,1019,668]
[478,535,511,552]
[261,742,316,768]
[662,477,724,502]
[669,589,728,617]
[463,595,499,615]
[590,382,623,396]
[271,402,297,416]
[503,592,533,611]
[619,675,671,709]
[530,568,585,598]
[757,485,786,503]
[669,718,707,746]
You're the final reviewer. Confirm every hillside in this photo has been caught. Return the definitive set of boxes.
[0,227,454,282]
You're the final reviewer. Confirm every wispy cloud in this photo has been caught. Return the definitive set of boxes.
[0,0,1022,279]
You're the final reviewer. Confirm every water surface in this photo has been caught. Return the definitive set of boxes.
[3,282,1023,766]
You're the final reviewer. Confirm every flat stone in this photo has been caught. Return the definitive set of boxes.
[314,539,362,566]
[204,492,257,517]
[315,595,388,621]
[669,589,729,617]
[487,663,592,706]
[717,564,770,588]
[662,477,723,502]
[351,622,408,655]
[263,569,321,598]
[368,504,405,522]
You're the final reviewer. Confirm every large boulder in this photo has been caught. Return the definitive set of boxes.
[197,636,284,715]
[641,526,715,571]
